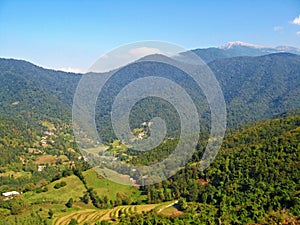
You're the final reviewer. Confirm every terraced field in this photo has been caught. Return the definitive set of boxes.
[53,209,109,225]
[53,204,161,225]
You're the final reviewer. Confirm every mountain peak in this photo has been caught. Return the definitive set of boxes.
[220,41,268,50]
[275,45,300,53]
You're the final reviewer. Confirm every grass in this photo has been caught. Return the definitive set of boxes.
[24,175,86,204]
[110,140,128,152]
[0,207,10,217]
[0,170,31,179]
[83,169,141,201]
[53,203,161,225]
[85,145,109,154]
[4,167,161,224]
[41,121,56,131]
[1,167,178,225]
[34,154,57,165]
[2,203,61,224]
[58,155,69,162]
[53,208,109,225]
[95,167,134,186]
[159,206,184,217]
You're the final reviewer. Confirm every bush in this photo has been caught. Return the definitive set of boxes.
[65,198,73,208]
[48,209,53,219]
[68,218,78,225]
[54,181,67,189]
[178,198,187,211]
[36,186,48,193]
[9,197,28,215]
[23,183,35,192]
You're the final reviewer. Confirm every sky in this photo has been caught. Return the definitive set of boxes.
[0,0,300,73]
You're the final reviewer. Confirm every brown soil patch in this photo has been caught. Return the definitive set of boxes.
[35,155,57,165]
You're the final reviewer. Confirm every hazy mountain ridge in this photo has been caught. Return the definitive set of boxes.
[92,52,300,141]
[0,44,299,137]
[209,52,300,126]
[0,58,81,122]
[192,41,300,63]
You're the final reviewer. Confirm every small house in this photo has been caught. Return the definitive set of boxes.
[2,191,20,199]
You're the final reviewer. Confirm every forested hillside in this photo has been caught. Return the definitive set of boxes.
[0,58,80,122]
[124,112,300,224]
[210,53,300,126]
[1,52,300,142]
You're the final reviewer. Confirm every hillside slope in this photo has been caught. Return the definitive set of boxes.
[0,53,299,142]
[138,111,300,224]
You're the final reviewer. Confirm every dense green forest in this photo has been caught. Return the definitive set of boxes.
[137,112,300,224]
[1,53,300,143]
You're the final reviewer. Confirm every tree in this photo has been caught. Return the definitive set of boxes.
[54,181,67,189]
[81,192,90,204]
[178,197,188,211]
[48,209,53,219]
[10,202,22,215]
[66,198,74,208]
[68,219,78,225]
[23,183,35,192]
[9,197,28,215]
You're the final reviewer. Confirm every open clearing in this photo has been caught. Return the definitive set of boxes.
[83,169,141,201]
[24,175,86,204]
[34,155,57,164]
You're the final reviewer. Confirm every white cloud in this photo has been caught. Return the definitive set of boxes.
[128,47,163,58]
[297,31,300,36]
[59,67,84,73]
[100,54,109,59]
[90,47,163,73]
[291,15,300,25]
[273,26,283,31]
[89,46,174,73]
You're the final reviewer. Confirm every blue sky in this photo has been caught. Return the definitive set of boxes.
[0,0,300,72]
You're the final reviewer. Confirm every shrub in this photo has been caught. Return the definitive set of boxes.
[54,181,67,189]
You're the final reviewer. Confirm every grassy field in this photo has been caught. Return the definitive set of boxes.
[83,169,142,201]
[2,166,179,225]
[34,155,58,165]
[41,121,56,131]
[4,168,176,224]
[85,145,109,155]
[159,206,184,217]
[0,170,32,179]
[24,175,86,204]
[94,167,135,186]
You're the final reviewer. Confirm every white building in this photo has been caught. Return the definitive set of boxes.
[2,191,20,197]
[38,165,46,172]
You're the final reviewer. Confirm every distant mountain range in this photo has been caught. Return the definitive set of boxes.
[191,41,300,63]
[0,42,300,142]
